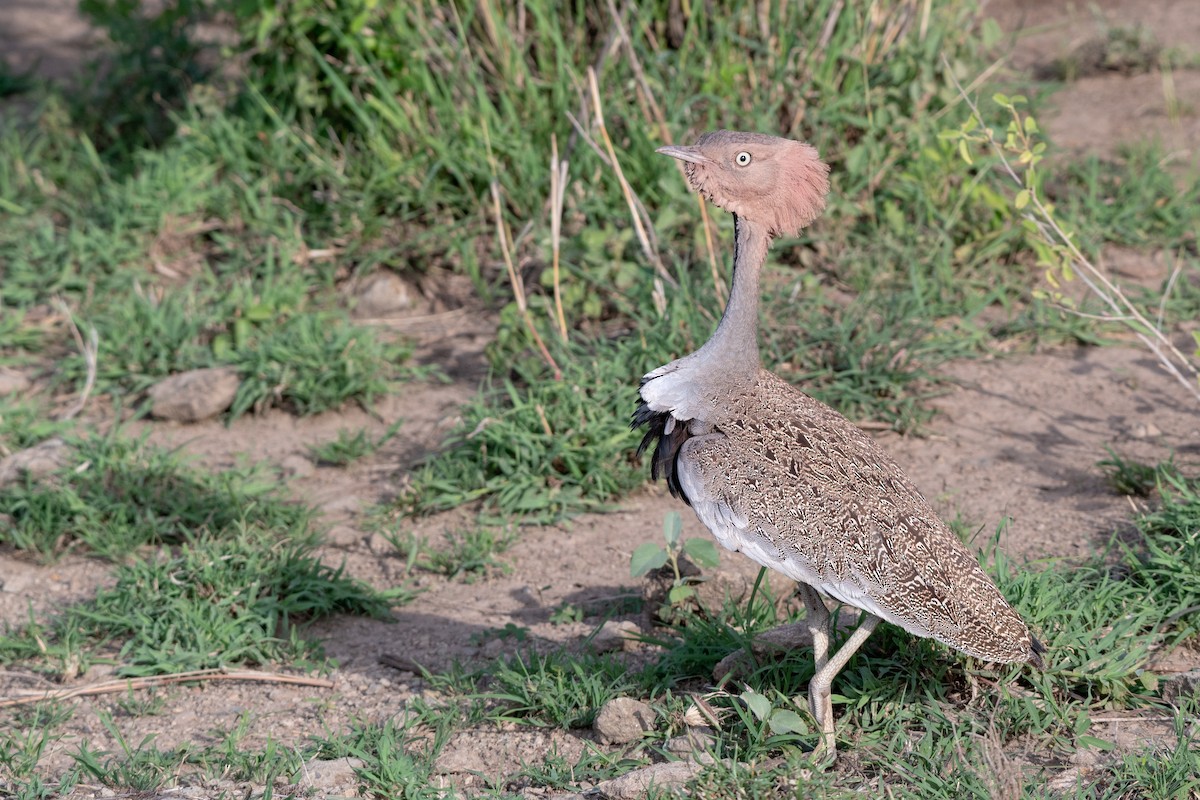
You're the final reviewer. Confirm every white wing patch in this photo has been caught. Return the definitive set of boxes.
[640,358,708,421]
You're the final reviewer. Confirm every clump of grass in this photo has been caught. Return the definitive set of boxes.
[476,649,642,729]
[1098,448,1166,497]
[69,711,307,796]
[1052,145,1200,250]
[312,712,455,800]
[307,419,403,466]
[0,702,76,799]
[1121,470,1200,639]
[0,397,67,455]
[377,523,515,580]
[403,317,703,522]
[0,432,309,560]
[1075,711,1200,799]
[1,524,407,679]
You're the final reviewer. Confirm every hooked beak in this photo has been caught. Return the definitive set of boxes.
[656,145,712,165]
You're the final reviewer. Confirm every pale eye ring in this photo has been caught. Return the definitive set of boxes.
[735,151,752,166]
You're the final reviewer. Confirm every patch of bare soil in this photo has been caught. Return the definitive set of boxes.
[0,0,103,83]
[986,0,1200,160]
[3,0,1200,796]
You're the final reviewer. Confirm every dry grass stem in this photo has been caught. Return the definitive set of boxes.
[549,133,569,341]
[52,298,98,422]
[585,66,672,315]
[490,181,562,380]
[0,668,335,708]
[601,0,723,305]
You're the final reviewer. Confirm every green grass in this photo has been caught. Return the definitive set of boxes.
[0,524,406,679]
[0,430,409,680]
[0,702,77,799]
[2,0,1200,794]
[0,431,310,560]
[67,712,308,797]
[311,713,456,800]
[307,419,403,466]
[4,0,1198,519]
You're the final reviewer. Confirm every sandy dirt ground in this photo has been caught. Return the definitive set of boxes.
[1,0,1199,796]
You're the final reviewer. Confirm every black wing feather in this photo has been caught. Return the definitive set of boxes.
[631,399,694,505]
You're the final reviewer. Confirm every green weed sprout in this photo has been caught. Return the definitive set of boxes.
[631,511,720,608]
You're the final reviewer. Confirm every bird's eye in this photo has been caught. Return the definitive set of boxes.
[735,151,752,166]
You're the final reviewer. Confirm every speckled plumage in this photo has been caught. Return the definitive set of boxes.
[638,370,1043,665]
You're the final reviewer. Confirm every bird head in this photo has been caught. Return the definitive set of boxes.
[657,130,830,238]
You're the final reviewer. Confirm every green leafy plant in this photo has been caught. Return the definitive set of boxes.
[943,87,1200,404]
[550,603,585,626]
[631,511,721,609]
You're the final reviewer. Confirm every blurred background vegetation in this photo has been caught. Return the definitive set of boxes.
[2,0,1198,521]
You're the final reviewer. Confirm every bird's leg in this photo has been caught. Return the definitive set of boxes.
[808,612,881,761]
[796,584,830,672]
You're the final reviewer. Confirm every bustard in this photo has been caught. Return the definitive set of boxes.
[633,130,1045,758]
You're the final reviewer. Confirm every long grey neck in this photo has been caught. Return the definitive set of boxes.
[693,214,769,378]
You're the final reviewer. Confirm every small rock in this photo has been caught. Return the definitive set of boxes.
[1047,766,1082,795]
[593,760,706,799]
[434,741,488,774]
[353,271,417,317]
[593,697,655,744]
[366,532,397,555]
[294,756,364,795]
[280,453,315,478]
[0,437,70,487]
[664,729,717,759]
[321,494,361,516]
[1161,669,1200,703]
[0,368,31,397]
[147,367,240,422]
[590,620,641,653]
[1130,422,1163,439]
[326,525,365,548]
[0,569,36,594]
[1069,747,1101,767]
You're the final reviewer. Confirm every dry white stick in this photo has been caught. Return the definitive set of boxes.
[51,298,98,422]
[0,668,334,708]
[947,63,1200,404]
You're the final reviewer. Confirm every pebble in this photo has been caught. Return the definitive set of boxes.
[589,620,641,653]
[352,271,418,317]
[593,697,655,744]
[1130,421,1162,439]
[294,756,364,795]
[0,367,31,397]
[1161,669,1200,703]
[664,729,717,758]
[147,367,240,422]
[0,437,70,487]
[592,760,706,799]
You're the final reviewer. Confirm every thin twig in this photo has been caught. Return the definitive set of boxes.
[549,134,569,341]
[490,181,562,380]
[945,60,1200,404]
[0,668,334,708]
[51,298,98,422]
[586,66,673,315]
[1156,252,1185,334]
